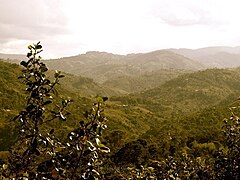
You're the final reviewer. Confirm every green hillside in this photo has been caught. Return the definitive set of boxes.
[45,50,204,84]
[103,69,189,94]
[1,59,240,160]
[0,60,158,151]
[114,68,240,113]
[142,68,240,114]
[110,68,240,155]
[0,61,25,122]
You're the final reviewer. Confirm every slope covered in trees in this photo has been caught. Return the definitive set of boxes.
[1,59,240,153]
[45,50,204,83]
[103,69,189,94]
[0,44,240,178]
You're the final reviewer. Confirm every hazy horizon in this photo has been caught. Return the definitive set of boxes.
[2,45,240,59]
[1,0,240,58]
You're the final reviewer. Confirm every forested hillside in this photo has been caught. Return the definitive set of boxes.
[45,50,204,83]
[110,68,240,155]
[0,47,240,178]
[103,69,189,94]
[1,59,239,154]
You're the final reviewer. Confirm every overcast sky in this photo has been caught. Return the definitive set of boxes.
[1,0,240,58]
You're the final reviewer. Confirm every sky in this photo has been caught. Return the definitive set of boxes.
[1,0,240,58]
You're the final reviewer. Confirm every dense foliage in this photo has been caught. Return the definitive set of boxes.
[0,43,110,179]
[0,43,239,179]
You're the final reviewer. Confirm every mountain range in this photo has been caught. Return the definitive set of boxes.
[0,46,240,69]
[42,46,240,94]
[2,46,240,85]
[45,50,204,84]
[169,46,240,68]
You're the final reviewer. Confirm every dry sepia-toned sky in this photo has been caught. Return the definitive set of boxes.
[1,0,240,58]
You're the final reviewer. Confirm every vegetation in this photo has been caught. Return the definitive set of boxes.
[45,50,203,84]
[0,43,239,179]
[0,43,110,179]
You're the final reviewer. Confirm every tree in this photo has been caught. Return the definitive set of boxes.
[0,42,109,179]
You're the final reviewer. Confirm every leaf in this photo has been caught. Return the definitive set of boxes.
[28,45,33,50]
[96,96,103,103]
[59,112,66,121]
[26,104,35,112]
[43,79,51,85]
[32,137,38,150]
[3,164,8,170]
[18,76,24,79]
[79,129,84,137]
[80,120,84,127]
[35,44,42,50]
[98,143,110,153]
[23,149,29,157]
[102,96,108,102]
[40,65,48,72]
[52,88,59,96]
[25,134,34,139]
[27,52,32,58]
[49,129,54,134]
[42,100,52,106]
[58,75,65,78]
[20,61,28,67]
[35,149,40,156]
[54,70,60,78]
[83,149,91,156]
[76,144,80,151]
[96,138,101,146]
[13,115,20,121]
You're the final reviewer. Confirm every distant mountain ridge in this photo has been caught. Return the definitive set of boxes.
[44,50,204,83]
[2,46,240,84]
[169,46,240,68]
[0,53,26,62]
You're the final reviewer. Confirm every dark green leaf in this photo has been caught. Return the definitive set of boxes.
[32,137,37,150]
[25,135,34,139]
[40,66,48,72]
[102,96,108,102]
[49,129,54,134]
[35,44,42,49]
[27,52,32,58]
[13,115,20,121]
[79,129,84,137]
[58,75,65,78]
[80,120,84,127]
[35,149,40,156]
[23,149,29,157]
[20,61,28,67]
[26,104,35,112]
[83,149,91,156]
[42,100,52,106]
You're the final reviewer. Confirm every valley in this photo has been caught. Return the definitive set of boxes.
[1,46,240,178]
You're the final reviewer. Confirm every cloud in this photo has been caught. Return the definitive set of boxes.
[0,0,69,42]
[150,0,227,27]
[1,0,240,58]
